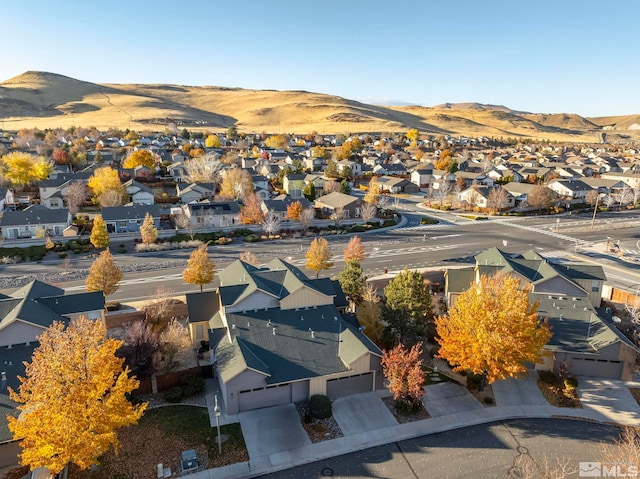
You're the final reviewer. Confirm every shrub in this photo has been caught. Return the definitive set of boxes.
[420,217,439,225]
[58,252,68,259]
[393,398,423,414]
[483,396,494,405]
[538,370,558,385]
[181,375,205,398]
[163,386,183,403]
[309,395,332,419]
[245,234,260,243]
[233,228,253,237]
[382,219,397,227]
[563,377,578,390]
[117,248,127,254]
[349,225,365,233]
[466,373,483,390]
[105,301,121,311]
[216,237,232,245]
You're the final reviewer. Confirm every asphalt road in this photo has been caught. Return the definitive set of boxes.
[256,418,623,479]
[2,205,640,302]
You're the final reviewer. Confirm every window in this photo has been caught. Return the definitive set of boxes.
[119,221,127,228]
[591,282,600,292]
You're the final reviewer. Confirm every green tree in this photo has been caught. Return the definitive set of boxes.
[436,274,551,384]
[305,238,334,278]
[303,182,316,201]
[86,249,122,297]
[383,269,433,344]
[181,128,191,140]
[8,317,146,474]
[338,259,367,305]
[226,126,238,140]
[90,214,110,249]
[340,179,351,194]
[139,212,158,244]
[325,159,339,178]
[183,244,215,292]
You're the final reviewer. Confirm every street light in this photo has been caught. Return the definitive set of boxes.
[214,394,222,455]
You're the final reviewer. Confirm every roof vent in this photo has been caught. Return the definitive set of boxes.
[313,305,317,309]
[272,327,277,335]
[247,322,251,328]
[559,314,563,321]
[254,309,258,313]
[267,319,271,326]
[295,308,299,312]
[7,345,11,350]
[311,330,314,338]
[584,307,588,311]
[1,372,6,381]
[231,324,236,330]
[321,314,324,320]
[300,315,304,321]
[334,316,338,321]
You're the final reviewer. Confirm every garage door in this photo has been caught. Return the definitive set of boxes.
[238,383,291,411]
[326,372,373,400]
[569,358,622,379]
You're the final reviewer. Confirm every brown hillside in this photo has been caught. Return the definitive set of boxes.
[0,71,638,142]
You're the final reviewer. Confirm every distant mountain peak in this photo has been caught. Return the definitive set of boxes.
[433,102,529,114]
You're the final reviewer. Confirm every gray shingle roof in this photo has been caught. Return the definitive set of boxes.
[0,205,70,227]
[101,204,162,220]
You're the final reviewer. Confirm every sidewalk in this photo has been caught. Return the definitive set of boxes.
[185,374,640,479]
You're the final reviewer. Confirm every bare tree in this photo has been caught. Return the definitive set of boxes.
[433,183,452,207]
[624,296,640,346]
[511,453,577,479]
[377,194,390,213]
[64,181,88,214]
[261,209,281,239]
[330,206,345,228]
[632,186,640,207]
[600,427,640,476]
[617,184,634,208]
[299,206,316,232]
[118,320,161,378]
[360,202,377,222]
[183,156,223,184]
[99,188,126,207]
[142,286,176,325]
[173,210,196,239]
[160,319,192,373]
[239,251,259,266]
[323,180,340,194]
[585,189,599,207]
[603,192,615,209]
[527,185,558,211]
[487,187,510,213]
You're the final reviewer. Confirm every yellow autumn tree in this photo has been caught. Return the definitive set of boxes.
[88,166,126,204]
[122,150,155,169]
[0,151,53,186]
[436,274,551,384]
[406,128,420,142]
[86,249,122,297]
[305,238,334,279]
[356,285,385,345]
[183,244,215,292]
[205,134,221,148]
[90,214,110,249]
[8,316,146,473]
[139,212,158,244]
[364,177,381,205]
[219,168,253,200]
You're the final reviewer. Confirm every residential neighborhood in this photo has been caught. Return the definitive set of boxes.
[0,126,640,479]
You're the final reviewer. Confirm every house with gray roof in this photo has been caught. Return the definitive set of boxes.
[314,192,362,219]
[0,280,104,466]
[180,201,240,229]
[0,205,71,239]
[186,258,380,414]
[444,248,637,380]
[101,204,161,233]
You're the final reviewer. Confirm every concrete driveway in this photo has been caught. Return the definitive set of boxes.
[492,370,547,407]
[332,392,397,436]
[239,404,311,458]
[423,382,483,416]
[578,378,640,426]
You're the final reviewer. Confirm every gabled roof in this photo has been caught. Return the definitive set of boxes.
[216,304,380,384]
[314,192,360,208]
[0,205,70,227]
[101,204,161,221]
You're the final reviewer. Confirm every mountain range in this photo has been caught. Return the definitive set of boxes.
[1,71,639,142]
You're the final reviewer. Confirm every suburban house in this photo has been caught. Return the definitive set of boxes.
[124,180,155,205]
[0,205,71,239]
[547,179,593,205]
[283,174,306,199]
[600,171,640,189]
[411,167,434,189]
[457,186,515,210]
[176,183,216,204]
[314,192,362,219]
[444,248,638,380]
[376,176,420,194]
[0,281,105,468]
[261,195,312,222]
[186,259,381,414]
[179,201,240,229]
[101,204,162,233]
[502,182,536,207]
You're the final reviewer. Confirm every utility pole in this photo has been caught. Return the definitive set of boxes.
[590,194,600,230]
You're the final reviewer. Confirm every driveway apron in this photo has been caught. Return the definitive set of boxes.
[423,382,484,416]
[492,370,547,407]
[578,378,640,426]
[332,392,397,436]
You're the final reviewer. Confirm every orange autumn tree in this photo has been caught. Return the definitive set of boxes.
[436,274,551,384]
[239,192,265,224]
[8,316,146,473]
[381,342,425,409]
[343,235,366,262]
[286,200,303,221]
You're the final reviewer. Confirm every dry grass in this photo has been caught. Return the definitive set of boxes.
[537,372,582,408]
[3,71,640,141]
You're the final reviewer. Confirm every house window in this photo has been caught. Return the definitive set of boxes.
[591,282,600,292]
[119,221,127,228]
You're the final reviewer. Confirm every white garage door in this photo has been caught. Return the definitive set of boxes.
[238,383,291,411]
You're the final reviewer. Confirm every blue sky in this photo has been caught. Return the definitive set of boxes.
[1,0,638,117]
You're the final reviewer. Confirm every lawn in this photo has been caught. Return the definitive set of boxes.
[69,406,247,479]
